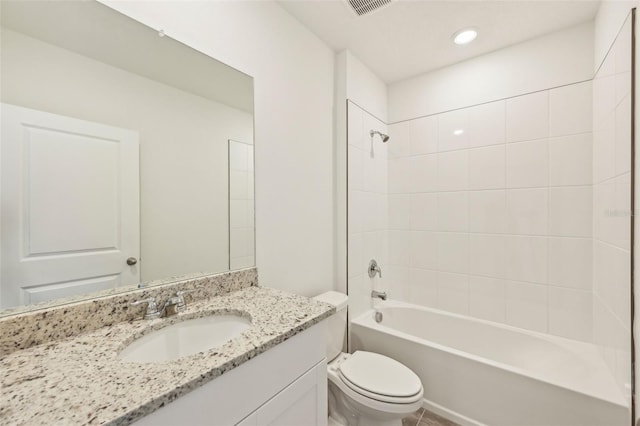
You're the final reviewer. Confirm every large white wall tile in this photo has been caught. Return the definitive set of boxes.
[437,272,469,314]
[384,265,409,302]
[437,192,468,232]
[348,102,364,149]
[506,188,548,235]
[506,91,549,143]
[549,81,592,137]
[410,231,438,270]
[409,115,438,155]
[469,276,506,323]
[594,241,630,326]
[548,186,592,237]
[388,157,412,194]
[437,232,469,274]
[505,236,548,284]
[506,139,548,188]
[438,109,469,152]
[409,268,438,307]
[348,274,372,320]
[388,230,411,267]
[388,194,411,230]
[411,155,439,193]
[410,193,438,231]
[362,231,386,269]
[467,100,506,149]
[593,295,628,352]
[348,145,364,191]
[505,281,548,332]
[469,234,506,279]
[388,122,410,159]
[593,74,615,132]
[348,190,364,234]
[361,192,377,232]
[468,145,506,190]
[437,150,468,191]
[549,133,593,186]
[468,190,507,234]
[348,233,363,278]
[548,237,592,290]
[615,94,631,175]
[548,287,592,341]
[592,112,616,184]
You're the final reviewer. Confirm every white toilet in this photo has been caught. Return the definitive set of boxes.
[314,291,424,426]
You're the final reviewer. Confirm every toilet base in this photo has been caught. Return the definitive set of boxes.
[328,379,413,426]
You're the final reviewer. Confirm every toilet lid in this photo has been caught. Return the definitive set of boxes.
[338,351,422,399]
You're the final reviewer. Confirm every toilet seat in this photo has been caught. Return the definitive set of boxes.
[328,351,423,407]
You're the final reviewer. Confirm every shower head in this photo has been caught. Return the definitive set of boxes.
[370,130,390,143]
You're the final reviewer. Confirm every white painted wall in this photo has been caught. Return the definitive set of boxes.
[388,22,594,123]
[101,1,336,296]
[342,51,388,123]
[1,27,253,282]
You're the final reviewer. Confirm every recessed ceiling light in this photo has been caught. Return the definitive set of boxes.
[453,129,464,136]
[453,28,478,45]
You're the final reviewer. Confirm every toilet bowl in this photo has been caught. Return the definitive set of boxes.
[314,291,424,426]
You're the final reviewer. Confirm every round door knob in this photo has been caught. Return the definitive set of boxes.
[126,257,138,266]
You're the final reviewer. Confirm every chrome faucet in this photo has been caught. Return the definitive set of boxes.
[160,290,193,317]
[371,290,387,301]
[130,290,193,320]
[130,297,160,320]
[368,259,382,278]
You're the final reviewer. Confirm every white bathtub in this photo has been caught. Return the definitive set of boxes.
[351,301,629,426]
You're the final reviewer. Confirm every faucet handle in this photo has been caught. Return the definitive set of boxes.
[130,297,160,320]
[368,259,382,278]
[175,290,195,311]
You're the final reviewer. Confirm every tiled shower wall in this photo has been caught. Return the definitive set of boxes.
[347,102,388,320]
[229,140,255,270]
[592,14,632,398]
[385,81,594,342]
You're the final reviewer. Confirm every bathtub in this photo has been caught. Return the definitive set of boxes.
[350,300,629,426]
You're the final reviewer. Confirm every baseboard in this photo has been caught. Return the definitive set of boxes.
[422,398,486,426]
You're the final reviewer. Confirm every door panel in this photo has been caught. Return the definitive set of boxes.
[1,103,140,308]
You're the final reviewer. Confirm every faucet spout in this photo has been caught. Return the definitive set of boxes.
[371,290,387,301]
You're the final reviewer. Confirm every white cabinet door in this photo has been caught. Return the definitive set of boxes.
[256,361,327,426]
[0,103,140,308]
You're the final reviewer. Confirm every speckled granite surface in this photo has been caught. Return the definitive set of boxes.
[0,286,335,426]
[0,268,258,356]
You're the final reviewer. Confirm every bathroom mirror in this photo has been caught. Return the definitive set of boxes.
[0,0,255,315]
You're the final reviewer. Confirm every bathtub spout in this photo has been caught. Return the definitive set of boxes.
[371,290,387,300]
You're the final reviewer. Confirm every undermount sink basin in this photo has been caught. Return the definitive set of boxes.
[119,314,252,363]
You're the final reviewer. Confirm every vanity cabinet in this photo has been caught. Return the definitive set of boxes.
[236,361,326,426]
[133,321,328,426]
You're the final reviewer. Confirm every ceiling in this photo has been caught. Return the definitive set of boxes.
[278,0,601,83]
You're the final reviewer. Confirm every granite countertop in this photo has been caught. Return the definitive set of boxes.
[0,286,335,426]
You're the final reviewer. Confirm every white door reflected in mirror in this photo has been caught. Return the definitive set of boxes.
[0,103,140,308]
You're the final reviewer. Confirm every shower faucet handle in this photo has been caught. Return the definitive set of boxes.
[368,259,382,278]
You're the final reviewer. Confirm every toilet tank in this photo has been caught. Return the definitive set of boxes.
[313,291,348,362]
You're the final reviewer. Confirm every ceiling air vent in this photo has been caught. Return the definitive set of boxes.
[346,0,393,17]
